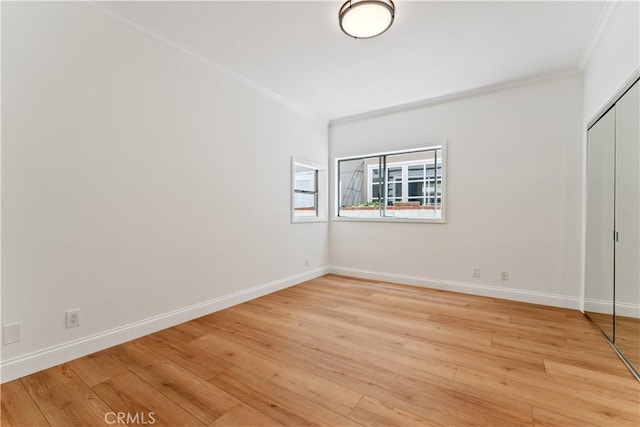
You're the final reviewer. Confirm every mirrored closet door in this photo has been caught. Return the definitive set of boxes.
[613,81,639,372]
[585,105,615,341]
[585,79,639,380]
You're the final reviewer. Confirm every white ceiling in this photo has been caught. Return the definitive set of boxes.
[101,1,606,121]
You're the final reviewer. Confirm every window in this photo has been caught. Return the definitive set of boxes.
[292,158,327,223]
[337,145,446,222]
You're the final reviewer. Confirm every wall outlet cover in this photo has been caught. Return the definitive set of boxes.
[66,310,80,329]
[3,322,22,345]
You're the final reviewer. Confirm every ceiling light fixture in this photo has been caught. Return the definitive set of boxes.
[339,0,395,39]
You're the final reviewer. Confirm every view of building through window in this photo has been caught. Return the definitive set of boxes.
[291,158,327,223]
[338,146,445,220]
[293,164,318,217]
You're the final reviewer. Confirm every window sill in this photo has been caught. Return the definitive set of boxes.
[332,216,446,224]
[292,217,328,224]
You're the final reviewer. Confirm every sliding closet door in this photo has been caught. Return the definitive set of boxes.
[614,81,639,369]
[585,107,616,340]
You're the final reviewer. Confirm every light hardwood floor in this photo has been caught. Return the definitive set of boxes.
[2,275,639,426]
[586,311,640,370]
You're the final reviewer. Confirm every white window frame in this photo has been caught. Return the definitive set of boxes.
[291,157,328,223]
[334,143,447,224]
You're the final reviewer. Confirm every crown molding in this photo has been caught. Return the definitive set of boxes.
[577,1,623,71]
[85,2,328,126]
[330,69,580,126]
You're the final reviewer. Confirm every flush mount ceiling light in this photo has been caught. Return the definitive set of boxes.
[339,0,395,39]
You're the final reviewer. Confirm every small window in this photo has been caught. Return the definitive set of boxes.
[292,158,327,223]
[336,144,446,222]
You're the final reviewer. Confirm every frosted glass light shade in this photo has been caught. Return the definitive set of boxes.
[339,0,395,39]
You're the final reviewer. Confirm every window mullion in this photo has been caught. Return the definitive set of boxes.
[402,165,408,202]
[423,163,427,206]
[434,149,439,210]
[378,156,383,216]
[382,155,388,217]
[337,160,341,217]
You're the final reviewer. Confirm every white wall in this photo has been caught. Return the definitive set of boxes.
[583,1,639,124]
[330,74,584,307]
[1,2,328,379]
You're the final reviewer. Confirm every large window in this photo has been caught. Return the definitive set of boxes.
[292,158,327,223]
[337,145,446,222]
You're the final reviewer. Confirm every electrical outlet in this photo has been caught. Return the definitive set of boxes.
[2,322,22,344]
[472,267,480,278]
[66,309,80,329]
[501,271,509,281]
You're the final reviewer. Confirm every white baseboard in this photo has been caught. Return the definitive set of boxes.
[584,298,615,315]
[330,266,581,310]
[585,298,640,319]
[0,267,329,383]
[616,302,640,319]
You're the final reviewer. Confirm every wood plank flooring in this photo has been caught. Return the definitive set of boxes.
[616,315,640,370]
[2,274,639,426]
[587,311,640,370]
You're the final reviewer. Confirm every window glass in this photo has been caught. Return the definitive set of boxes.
[294,193,317,217]
[292,159,326,222]
[337,146,445,222]
[294,166,316,192]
